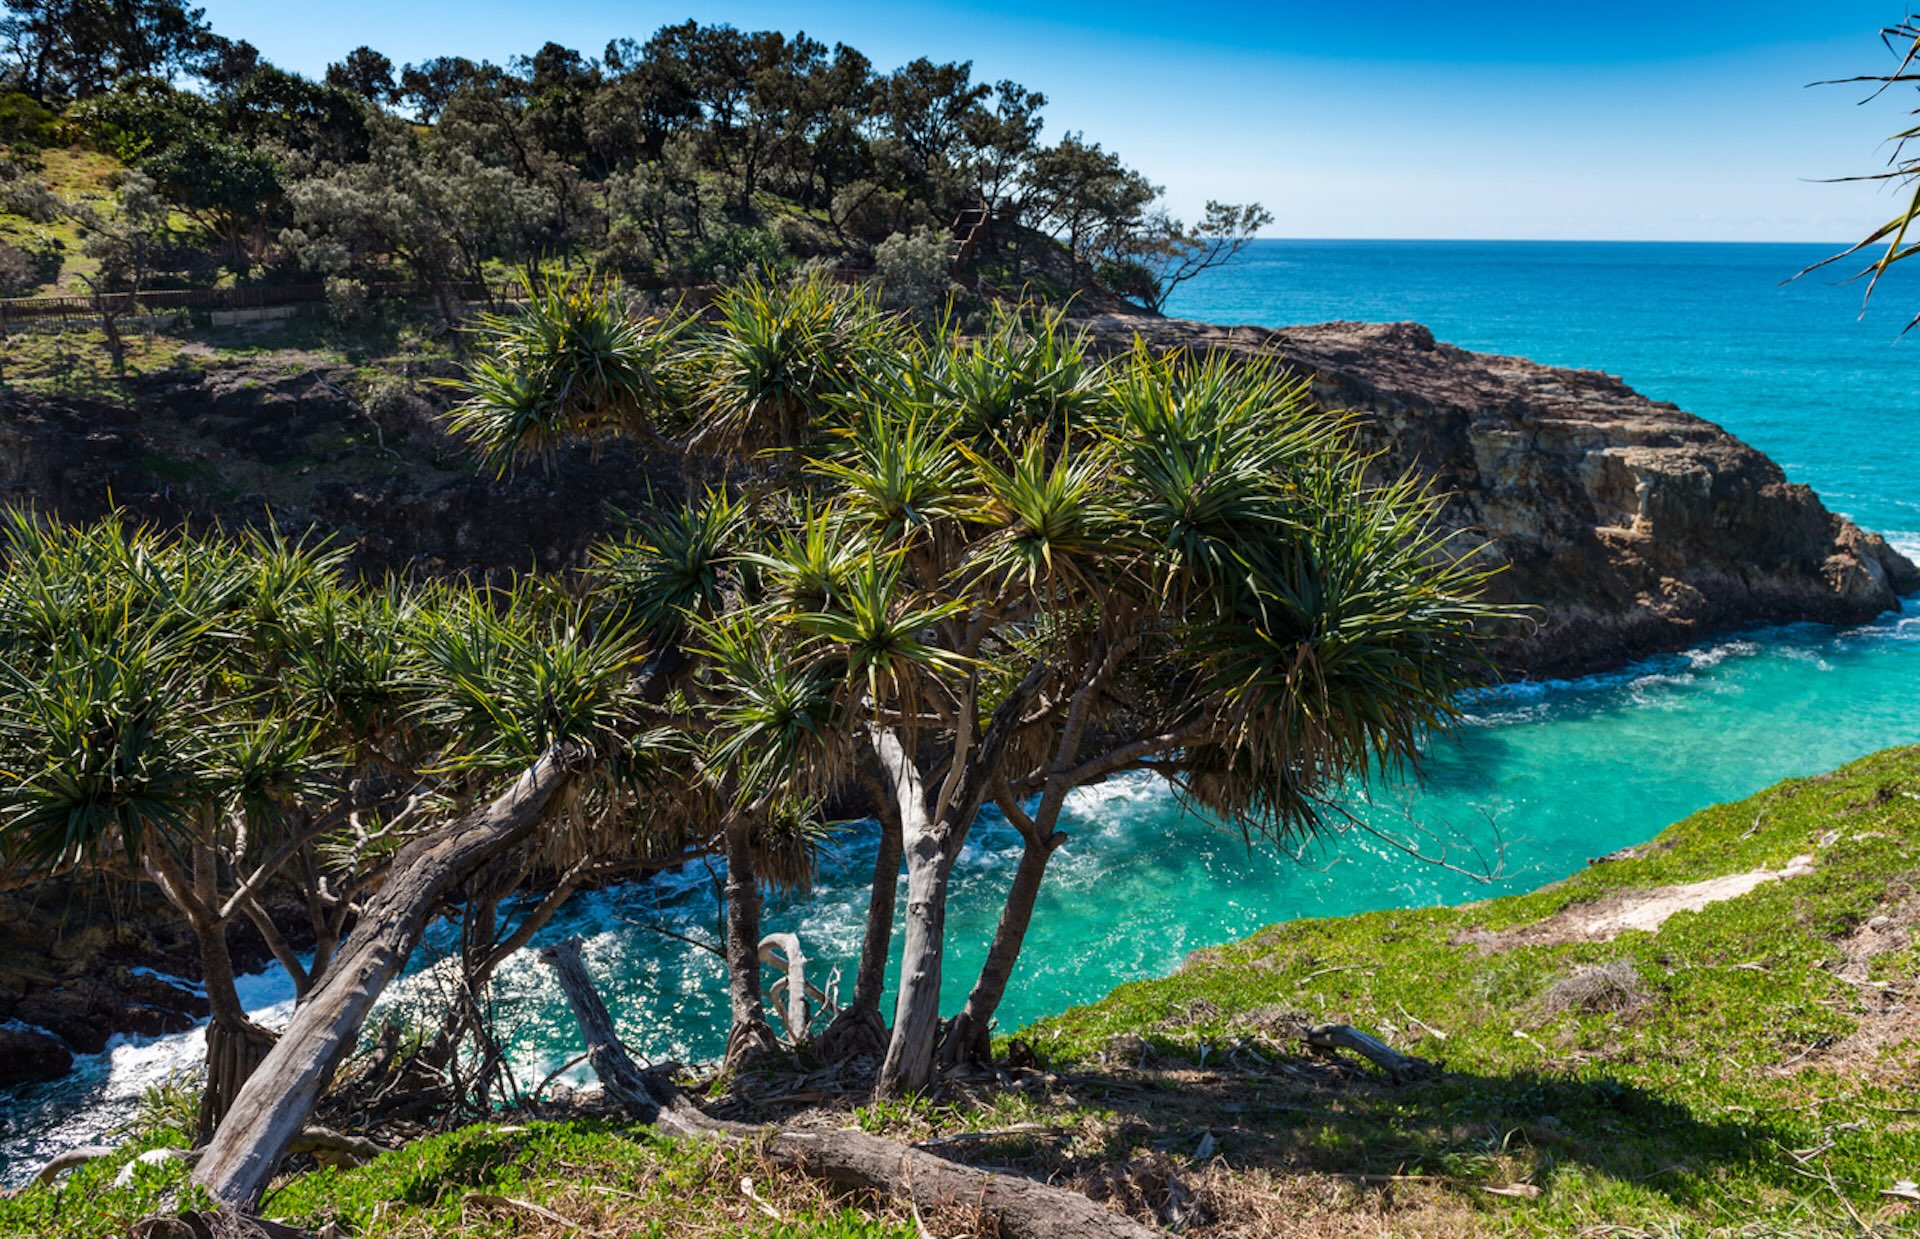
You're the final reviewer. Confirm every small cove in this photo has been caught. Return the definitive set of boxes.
[4,240,1917,1181]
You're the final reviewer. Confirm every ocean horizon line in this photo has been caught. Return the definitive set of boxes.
[1241,235,1857,247]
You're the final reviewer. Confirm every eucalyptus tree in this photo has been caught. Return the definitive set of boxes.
[448,274,1501,1099]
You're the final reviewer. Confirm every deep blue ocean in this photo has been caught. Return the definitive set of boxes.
[4,241,1918,1180]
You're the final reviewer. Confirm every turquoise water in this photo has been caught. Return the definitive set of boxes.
[4,241,1919,1177]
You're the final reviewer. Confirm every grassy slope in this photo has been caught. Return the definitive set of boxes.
[1014,743,1920,1234]
[4,749,1915,1237]
[1,146,124,294]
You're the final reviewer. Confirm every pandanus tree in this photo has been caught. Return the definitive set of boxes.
[448,271,1502,1098]
[0,509,708,1206]
[0,516,429,1137]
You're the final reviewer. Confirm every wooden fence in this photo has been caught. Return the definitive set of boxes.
[0,266,886,334]
[0,281,528,328]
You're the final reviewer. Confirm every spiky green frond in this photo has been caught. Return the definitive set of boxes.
[690,270,898,455]
[446,272,687,473]
[1175,464,1500,837]
[785,551,973,705]
[960,431,1120,596]
[410,585,648,775]
[590,493,746,639]
[0,631,206,866]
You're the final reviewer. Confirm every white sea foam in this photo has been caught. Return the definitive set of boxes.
[128,967,204,995]
[0,959,302,1184]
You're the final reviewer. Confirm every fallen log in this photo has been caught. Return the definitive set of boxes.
[539,937,1166,1239]
[1305,1023,1435,1080]
[192,743,587,1210]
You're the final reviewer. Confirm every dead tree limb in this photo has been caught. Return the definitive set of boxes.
[758,931,818,1042]
[539,938,1167,1239]
[1305,1023,1435,1080]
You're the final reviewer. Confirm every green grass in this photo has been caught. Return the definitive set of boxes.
[1011,745,1920,1235]
[261,1121,914,1238]
[4,749,1915,1236]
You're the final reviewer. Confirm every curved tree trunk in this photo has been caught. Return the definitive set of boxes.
[818,810,901,1060]
[722,817,778,1066]
[940,827,1063,1068]
[193,744,583,1211]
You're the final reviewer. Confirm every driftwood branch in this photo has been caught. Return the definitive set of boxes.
[539,938,1166,1239]
[1305,1023,1436,1081]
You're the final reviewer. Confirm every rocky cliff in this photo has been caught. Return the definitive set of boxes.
[1081,314,1919,677]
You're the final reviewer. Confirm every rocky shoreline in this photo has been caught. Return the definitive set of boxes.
[1083,314,1918,677]
[0,313,1913,1076]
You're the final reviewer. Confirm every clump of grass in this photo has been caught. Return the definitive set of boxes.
[1537,959,1646,1015]
[119,1070,201,1144]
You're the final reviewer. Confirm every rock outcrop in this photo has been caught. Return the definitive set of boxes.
[1081,314,1919,678]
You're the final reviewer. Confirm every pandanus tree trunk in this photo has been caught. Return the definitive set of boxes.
[940,822,1065,1067]
[722,816,779,1065]
[194,912,277,1143]
[143,839,281,1142]
[875,814,958,1096]
[193,744,584,1211]
[870,726,995,1100]
[818,808,901,1060]
[869,670,1047,1098]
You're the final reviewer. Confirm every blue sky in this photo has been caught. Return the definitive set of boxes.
[198,0,1916,241]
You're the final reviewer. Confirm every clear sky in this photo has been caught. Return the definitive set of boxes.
[197,0,1917,242]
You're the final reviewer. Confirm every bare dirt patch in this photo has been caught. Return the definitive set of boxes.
[1460,854,1816,952]
[1788,889,1919,1082]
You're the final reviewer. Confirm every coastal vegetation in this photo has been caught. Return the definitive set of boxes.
[0,0,1267,313]
[0,272,1499,1226]
[4,745,1913,1235]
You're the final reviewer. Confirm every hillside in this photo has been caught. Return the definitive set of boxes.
[5,746,1913,1236]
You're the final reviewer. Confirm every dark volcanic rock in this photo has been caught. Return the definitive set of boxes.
[1080,314,1918,678]
[0,1021,72,1087]
[0,355,681,583]
[0,875,275,1070]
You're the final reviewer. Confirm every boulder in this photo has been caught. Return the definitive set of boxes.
[0,1021,73,1088]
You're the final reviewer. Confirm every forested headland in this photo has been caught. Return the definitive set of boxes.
[0,0,1267,315]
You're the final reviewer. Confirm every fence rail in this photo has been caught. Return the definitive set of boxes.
[0,281,542,327]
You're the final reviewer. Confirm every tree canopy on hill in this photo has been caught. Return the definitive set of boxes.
[0,0,1267,310]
